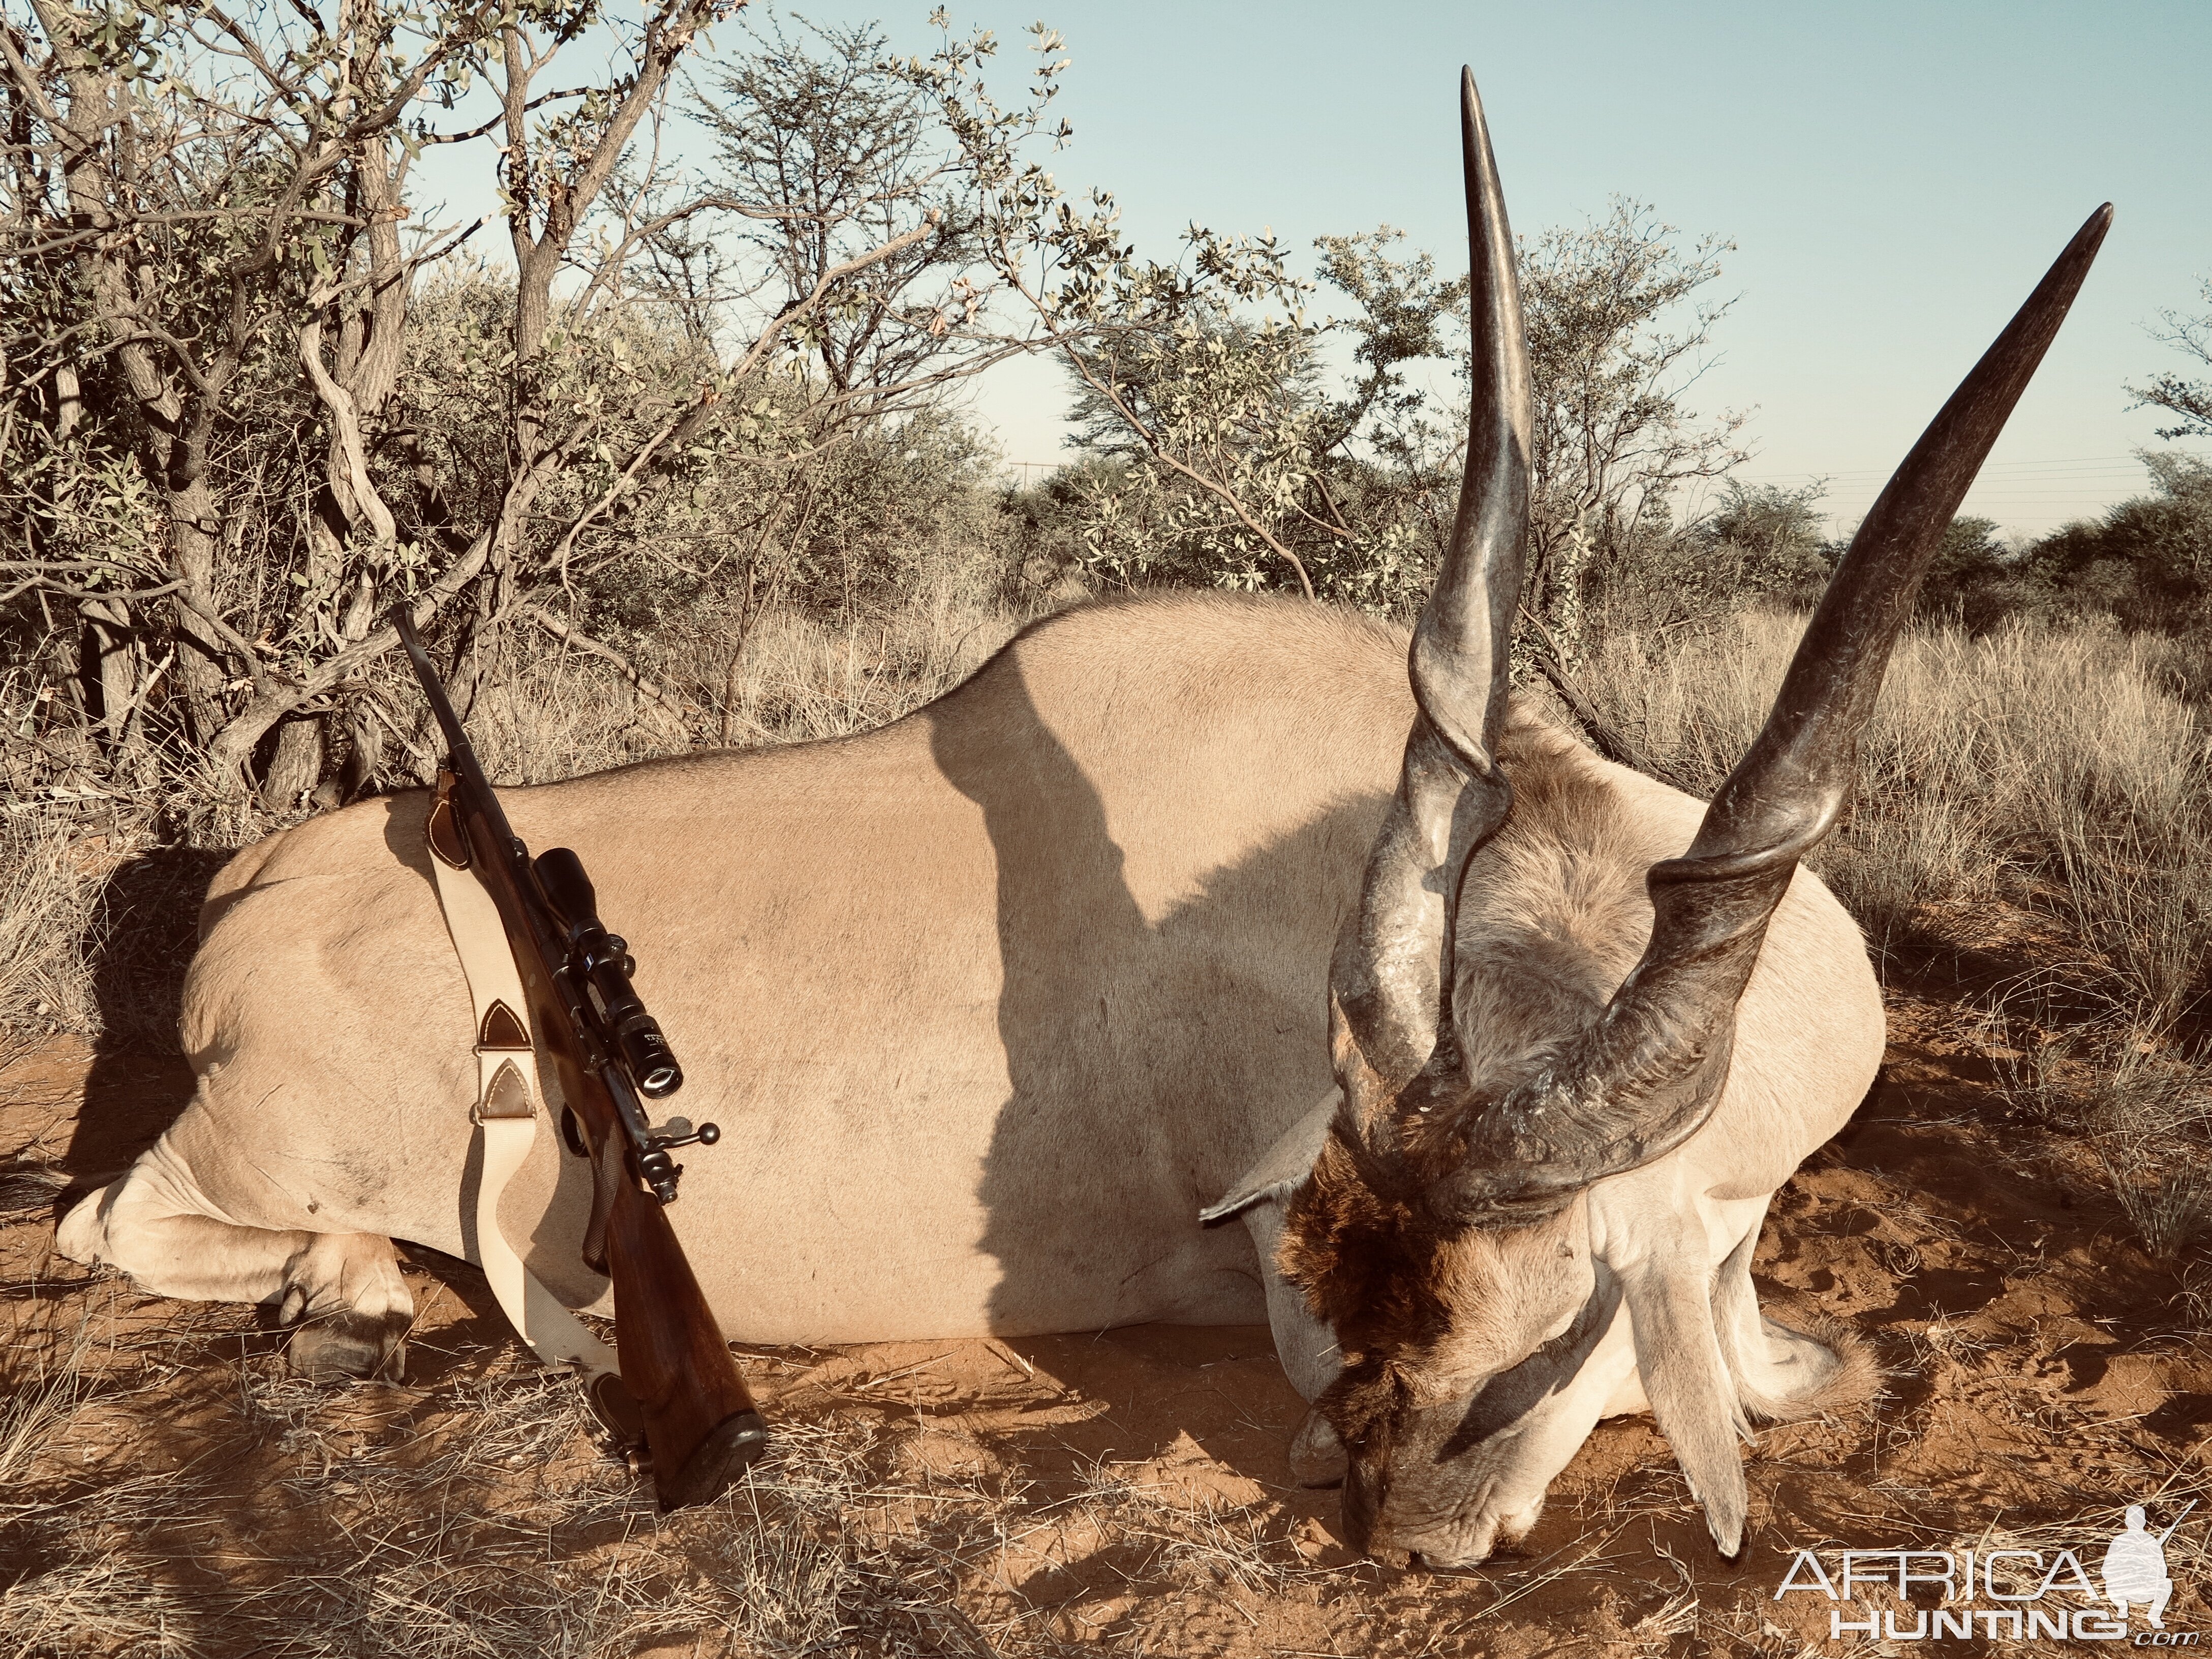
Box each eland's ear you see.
[1200,1091,1341,1225]
[1618,1239,1751,1557]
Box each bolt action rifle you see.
[392,605,766,1507]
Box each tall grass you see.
[0,812,115,1032]
[464,591,1029,788]
[1577,610,2212,1024]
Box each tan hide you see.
[59,593,1877,1356]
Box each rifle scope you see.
[532,847,686,1099]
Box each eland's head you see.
[1276,67,2111,1570]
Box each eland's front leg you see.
[58,1131,414,1379]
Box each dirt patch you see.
[5,1005,2211,1656]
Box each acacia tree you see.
[2129,274,2212,440]
[598,12,1042,679]
[1,0,494,803]
[3,0,749,808]
[1050,204,1746,648]
[1050,230,1327,598]
[1306,227,1471,612]
[1,2,1090,814]
[1053,226,1472,608]
[1519,198,1746,663]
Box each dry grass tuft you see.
[0,811,110,1034]
[2098,1141,2212,1263]
[1980,1007,2212,1257]
[1577,611,2212,1008]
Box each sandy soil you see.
[4,981,2210,1657]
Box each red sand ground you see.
[4,981,2209,1656]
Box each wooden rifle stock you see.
[432,775,766,1508]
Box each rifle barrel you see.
[390,606,519,853]
[2157,1499,2197,1545]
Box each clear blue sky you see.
[815,0,2212,537]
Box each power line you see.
[1740,453,2189,482]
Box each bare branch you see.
[516,602,688,723]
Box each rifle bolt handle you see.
[653,1121,720,1149]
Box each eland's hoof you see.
[1289,1405,1347,1488]
[285,1309,410,1381]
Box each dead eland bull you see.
[59,71,2106,1568]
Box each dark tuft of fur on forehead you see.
[1278,1137,1455,1367]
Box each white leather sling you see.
[423,784,619,1382]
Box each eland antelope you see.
[58,70,2107,1568]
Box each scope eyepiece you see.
[622,1022,684,1098]
[533,845,686,1100]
